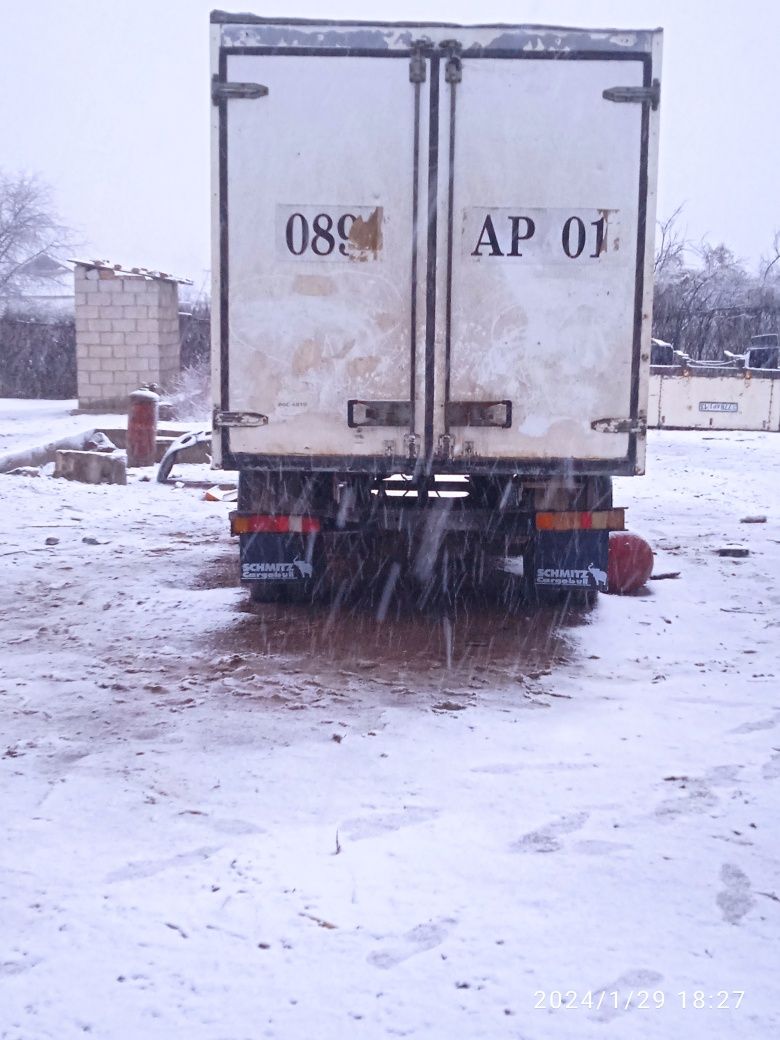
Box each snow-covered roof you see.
[71,258,193,285]
[1,254,75,303]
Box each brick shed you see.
[74,260,192,411]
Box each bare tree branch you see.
[654,204,688,278]
[0,170,75,297]
[760,229,780,284]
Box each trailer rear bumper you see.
[232,507,623,591]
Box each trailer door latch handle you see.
[347,400,412,428]
[591,416,647,435]
[213,410,268,428]
[211,77,269,103]
[446,400,512,428]
[603,80,660,110]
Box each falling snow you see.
[0,402,778,1039]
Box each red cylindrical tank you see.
[126,388,159,468]
[607,531,654,594]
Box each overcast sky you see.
[2,0,777,288]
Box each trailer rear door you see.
[435,52,655,472]
[214,51,426,465]
[213,20,661,475]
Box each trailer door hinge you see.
[211,77,269,103]
[603,80,660,110]
[440,39,463,83]
[437,433,454,460]
[591,416,647,435]
[213,409,268,429]
[409,41,427,83]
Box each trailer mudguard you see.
[239,532,317,583]
[534,530,609,592]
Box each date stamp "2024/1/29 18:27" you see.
[534,990,745,1011]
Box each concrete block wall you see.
[75,265,181,410]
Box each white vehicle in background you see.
[648,333,780,431]
[210,13,663,602]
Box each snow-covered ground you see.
[0,404,778,1040]
[0,399,124,457]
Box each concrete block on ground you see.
[54,450,127,485]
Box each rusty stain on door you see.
[348,207,383,260]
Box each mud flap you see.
[533,530,609,592]
[239,532,318,583]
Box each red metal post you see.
[127,388,159,468]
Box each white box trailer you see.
[210,13,663,601]
[648,368,780,431]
